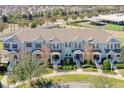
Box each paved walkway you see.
[114,66,122,77]
[5,70,124,88]
[94,60,103,73]
[75,59,81,69]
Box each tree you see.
[43,12,51,24]
[102,59,110,70]
[120,47,124,63]
[79,14,85,19]
[31,78,54,88]
[50,17,56,24]
[87,13,93,18]
[44,12,51,19]
[11,52,47,87]
[41,44,51,65]
[71,14,78,20]
[17,20,29,29]
[8,14,17,32]
[31,21,37,28]
[36,19,44,26]
[0,23,8,33]
[1,15,8,23]
[84,43,93,64]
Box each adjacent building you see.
[0,28,121,66]
[91,13,124,25]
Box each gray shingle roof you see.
[10,28,113,43]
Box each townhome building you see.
[0,28,121,66]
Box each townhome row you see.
[0,28,121,65]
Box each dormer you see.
[88,38,100,50]
[72,36,84,49]
[33,36,45,49]
[4,35,20,50]
[72,36,84,43]
[106,38,120,50]
[48,36,61,51]
[33,36,45,43]
[48,36,60,43]
[4,35,20,43]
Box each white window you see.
[36,43,41,48]
[107,44,109,49]
[65,42,71,48]
[75,43,81,49]
[79,43,81,48]
[117,44,120,49]
[111,44,113,49]
[75,43,77,48]
[12,44,18,49]
[26,43,32,47]
[52,43,60,50]
[4,43,10,49]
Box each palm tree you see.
[43,12,51,25]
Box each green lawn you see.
[106,24,124,31]
[102,70,115,75]
[48,74,124,88]
[73,22,99,28]
[119,69,124,77]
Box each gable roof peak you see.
[49,36,60,42]
[72,36,82,42]
[33,35,44,41]
[106,37,120,43]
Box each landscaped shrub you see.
[73,65,77,69]
[62,65,74,71]
[62,66,67,71]
[90,22,105,26]
[102,59,111,70]
[82,64,96,68]
[83,67,97,72]
[47,63,53,69]
[115,63,124,69]
[82,60,95,68]
[62,60,75,65]
[58,65,62,69]
[31,78,54,88]
[0,63,7,73]
[31,22,37,28]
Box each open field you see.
[105,24,124,31]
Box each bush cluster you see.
[31,78,54,88]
